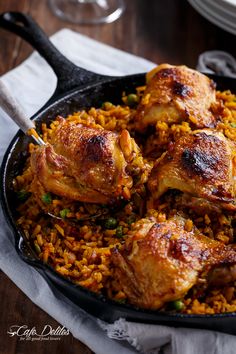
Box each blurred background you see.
[1,0,236,76]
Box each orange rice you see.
[13,87,236,313]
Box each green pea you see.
[127,94,139,107]
[230,122,236,128]
[170,300,184,311]
[41,193,52,204]
[102,102,113,110]
[17,190,31,202]
[60,208,70,218]
[104,217,118,229]
[116,225,123,238]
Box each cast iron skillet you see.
[1,11,236,335]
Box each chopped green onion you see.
[104,217,118,229]
[17,190,31,202]
[41,193,52,204]
[34,242,41,254]
[60,208,70,218]
[116,225,123,238]
[127,93,139,107]
[230,122,236,128]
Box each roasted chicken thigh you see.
[135,64,217,131]
[31,118,145,204]
[112,217,236,310]
[148,129,236,210]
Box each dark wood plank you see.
[0,271,93,354]
[2,0,236,75]
[1,0,236,74]
[0,0,31,75]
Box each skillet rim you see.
[1,72,236,325]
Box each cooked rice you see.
[14,87,236,314]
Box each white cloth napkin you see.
[1,29,236,354]
[197,50,236,78]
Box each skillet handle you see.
[0,12,107,96]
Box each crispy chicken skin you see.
[31,118,143,203]
[112,217,236,310]
[135,64,216,130]
[148,129,236,210]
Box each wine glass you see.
[48,0,125,25]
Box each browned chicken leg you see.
[112,217,236,310]
[31,118,146,204]
[135,64,217,131]
[148,129,236,210]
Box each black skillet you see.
[1,11,236,335]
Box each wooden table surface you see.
[0,0,235,353]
